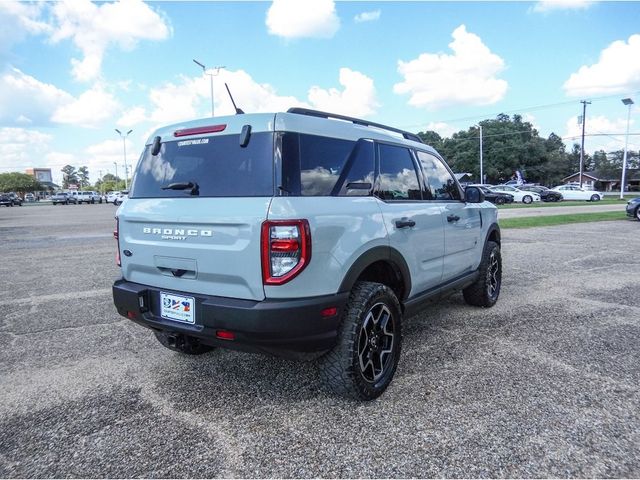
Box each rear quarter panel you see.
[265,197,388,299]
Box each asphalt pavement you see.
[1,204,639,478]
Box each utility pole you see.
[115,129,133,190]
[479,124,484,184]
[620,98,634,200]
[193,59,225,117]
[579,100,591,188]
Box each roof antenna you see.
[225,83,244,114]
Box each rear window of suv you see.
[130,133,274,198]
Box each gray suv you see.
[112,108,501,400]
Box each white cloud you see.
[0,127,53,172]
[52,84,120,127]
[146,67,378,127]
[424,122,457,138]
[49,0,171,82]
[84,138,137,182]
[308,68,378,116]
[266,0,340,39]
[563,114,633,153]
[0,67,73,126]
[117,106,147,128]
[354,10,381,23]
[0,1,51,58]
[394,25,508,110]
[532,0,594,13]
[563,34,640,97]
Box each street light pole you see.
[193,59,225,117]
[115,128,133,190]
[113,162,118,187]
[479,124,484,184]
[579,100,591,188]
[620,98,634,200]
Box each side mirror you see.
[465,186,485,203]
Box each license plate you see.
[160,292,195,324]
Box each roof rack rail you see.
[287,107,424,144]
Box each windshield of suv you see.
[130,133,274,198]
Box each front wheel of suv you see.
[319,281,402,401]
[463,240,502,308]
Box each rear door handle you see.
[447,215,460,223]
[395,218,416,229]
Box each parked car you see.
[112,107,502,400]
[550,185,604,201]
[626,197,640,221]
[7,192,22,206]
[106,191,122,204]
[51,192,77,205]
[0,192,13,207]
[76,191,102,204]
[24,193,35,202]
[489,185,541,204]
[519,185,563,202]
[113,191,129,206]
[468,185,514,205]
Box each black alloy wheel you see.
[357,302,396,384]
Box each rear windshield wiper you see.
[161,182,199,195]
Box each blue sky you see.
[1,0,639,185]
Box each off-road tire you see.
[463,240,502,308]
[319,281,402,401]
[154,331,215,355]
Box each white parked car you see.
[551,185,604,201]
[106,191,122,204]
[113,191,129,206]
[489,185,541,204]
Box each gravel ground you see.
[1,204,639,478]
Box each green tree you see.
[0,172,42,192]
[78,166,90,188]
[61,165,78,189]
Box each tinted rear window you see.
[280,133,374,196]
[130,133,274,198]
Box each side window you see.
[337,140,375,197]
[376,144,421,201]
[416,151,461,201]
[281,133,357,196]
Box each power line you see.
[399,89,640,130]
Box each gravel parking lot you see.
[1,204,639,478]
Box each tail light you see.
[261,220,311,285]
[114,217,121,266]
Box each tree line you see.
[418,113,639,186]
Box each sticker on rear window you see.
[177,138,210,147]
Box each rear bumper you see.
[112,279,348,358]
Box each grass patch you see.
[500,211,628,229]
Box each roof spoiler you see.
[287,107,424,144]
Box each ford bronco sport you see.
[112,108,501,400]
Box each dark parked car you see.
[469,185,514,205]
[519,185,563,202]
[626,197,640,221]
[0,193,13,207]
[7,193,22,206]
